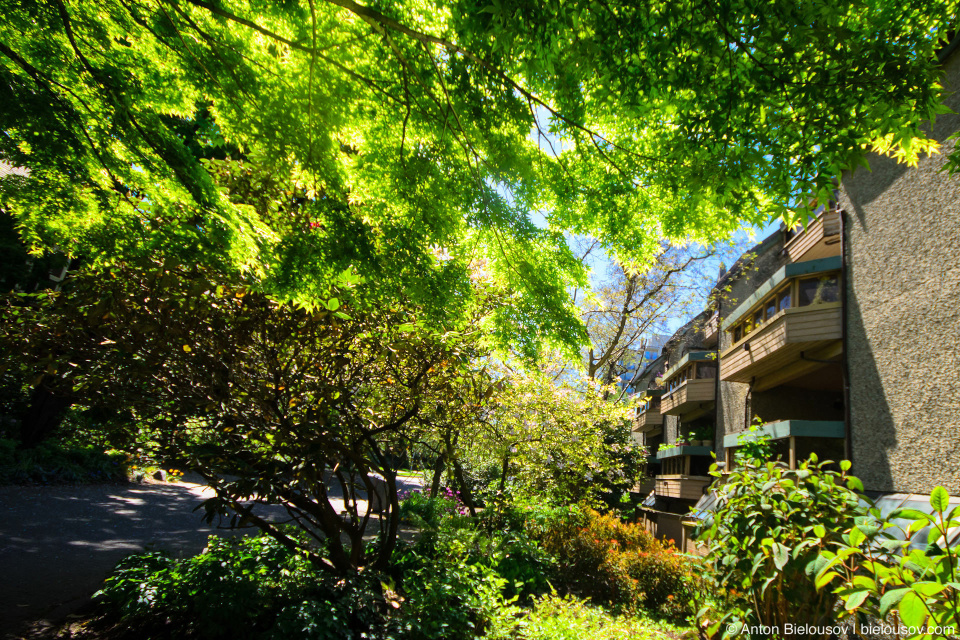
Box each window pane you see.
[733,326,742,342]
[697,364,716,379]
[753,310,763,328]
[799,274,840,306]
[765,298,776,319]
[778,290,792,312]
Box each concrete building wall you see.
[838,50,960,494]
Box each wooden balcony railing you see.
[660,379,715,416]
[785,209,841,263]
[720,304,841,390]
[655,475,712,500]
[634,408,664,432]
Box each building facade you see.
[632,45,960,552]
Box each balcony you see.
[633,477,656,495]
[785,209,841,264]
[654,446,713,499]
[655,475,712,500]
[655,445,714,460]
[635,408,663,432]
[720,305,842,389]
[660,352,716,417]
[661,380,716,416]
[634,391,663,433]
[720,257,842,391]
[702,312,719,347]
[722,420,845,469]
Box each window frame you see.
[724,270,841,348]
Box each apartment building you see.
[633,42,960,552]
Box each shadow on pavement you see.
[0,474,423,638]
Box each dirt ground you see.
[0,474,423,639]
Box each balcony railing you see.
[660,379,716,416]
[720,304,841,390]
[722,420,845,469]
[633,477,656,495]
[653,446,714,500]
[785,208,841,264]
[655,445,714,460]
[655,475,712,501]
[635,407,664,432]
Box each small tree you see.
[1,261,486,574]
[457,365,641,507]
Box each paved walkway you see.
[0,474,423,638]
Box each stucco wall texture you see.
[839,51,960,495]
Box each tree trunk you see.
[430,454,445,497]
[19,382,72,448]
[451,457,477,518]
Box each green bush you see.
[537,505,704,620]
[94,492,702,640]
[485,593,688,640]
[696,455,867,639]
[395,500,537,639]
[96,533,395,640]
[0,437,128,484]
[396,535,518,640]
[816,485,959,640]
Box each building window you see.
[778,289,792,312]
[798,273,840,306]
[765,297,776,319]
[696,363,716,379]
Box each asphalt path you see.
[0,474,423,639]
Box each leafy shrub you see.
[537,505,703,620]
[400,489,467,529]
[96,533,395,640]
[485,593,688,640]
[817,485,960,640]
[733,419,774,465]
[397,536,518,640]
[0,437,128,484]
[696,455,867,638]
[399,490,558,604]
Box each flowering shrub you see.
[399,488,470,528]
[537,506,704,620]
